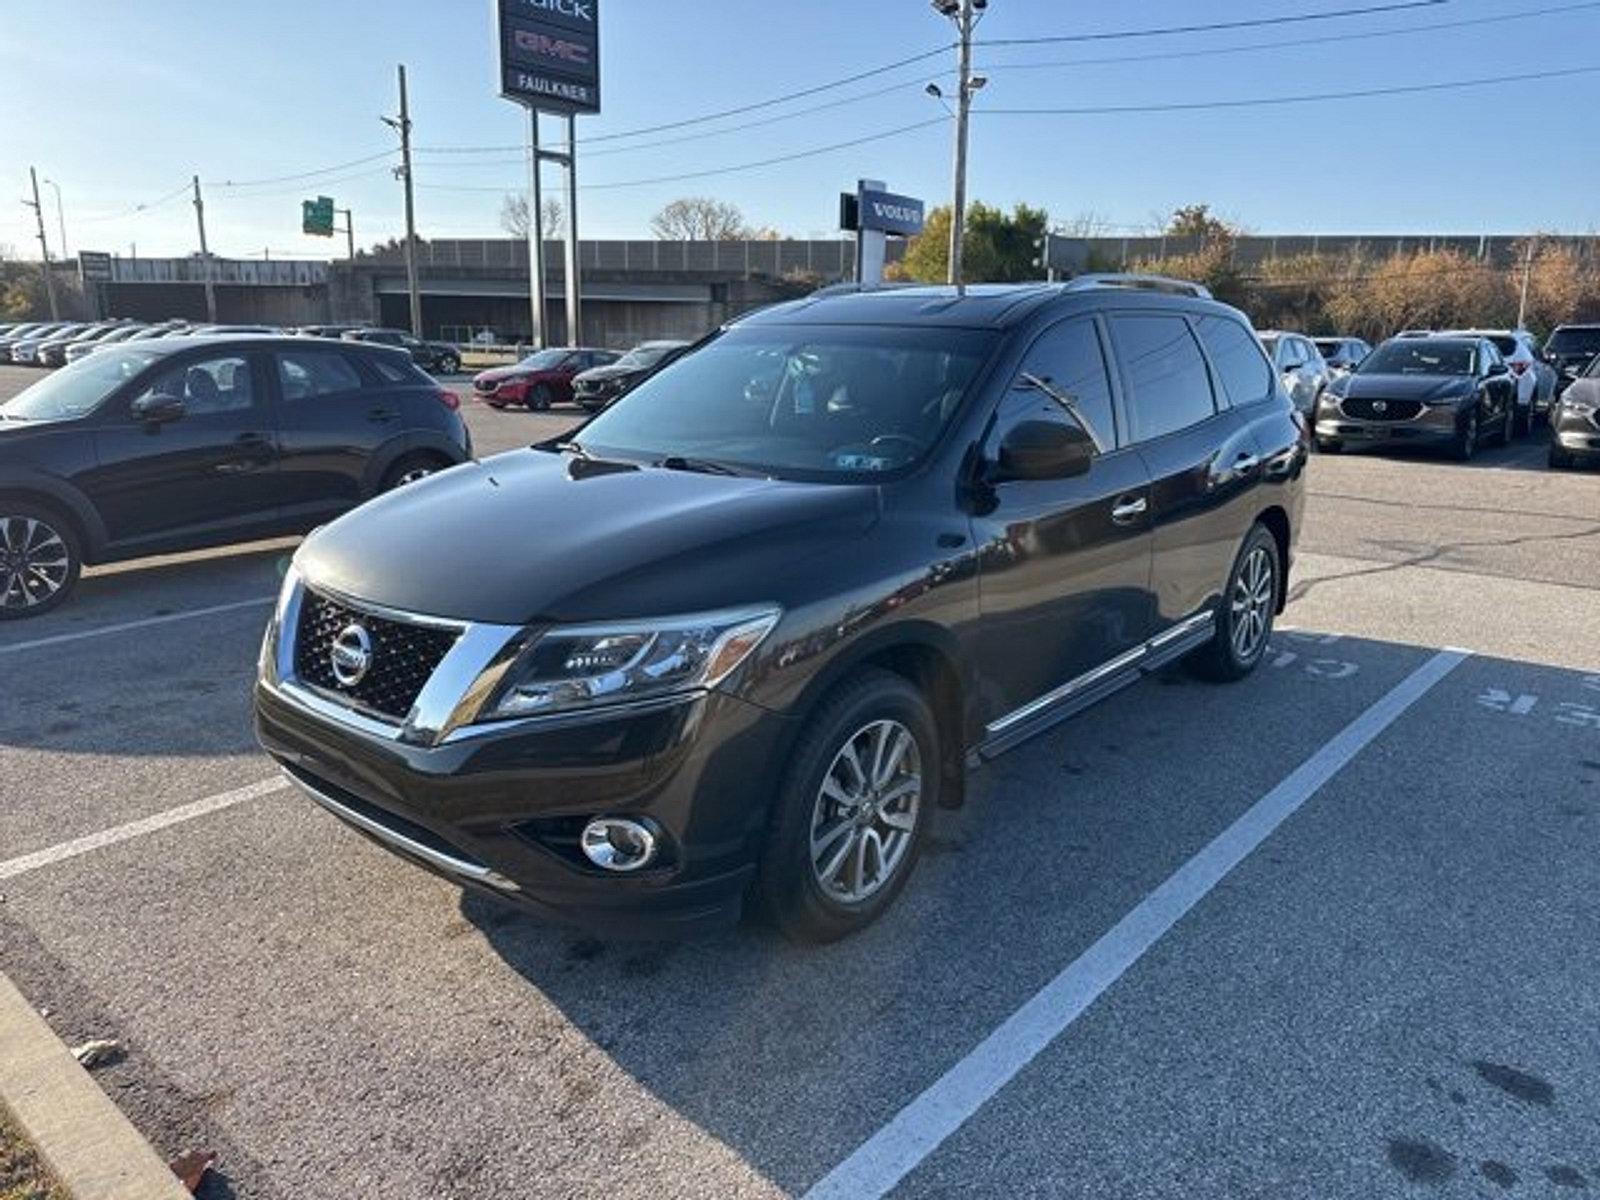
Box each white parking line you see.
[0,777,289,882]
[0,596,274,656]
[804,648,1470,1200]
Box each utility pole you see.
[936,0,982,290]
[43,178,67,260]
[383,65,422,336]
[564,113,580,346]
[527,110,547,349]
[24,168,59,318]
[192,175,217,323]
[1517,237,1535,330]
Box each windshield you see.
[1548,327,1600,356]
[1359,340,1476,376]
[574,323,999,480]
[616,344,679,369]
[517,349,571,370]
[0,347,160,420]
[1313,340,1342,358]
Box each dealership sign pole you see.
[495,0,600,349]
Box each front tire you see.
[528,383,553,412]
[756,670,939,943]
[1187,523,1279,682]
[381,453,448,491]
[0,501,82,619]
[1453,407,1479,461]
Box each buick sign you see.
[497,0,600,115]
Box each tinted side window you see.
[367,354,418,385]
[1006,317,1117,449]
[277,350,363,401]
[1109,314,1218,442]
[1196,315,1274,407]
[135,355,256,416]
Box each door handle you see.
[1232,451,1261,472]
[1110,494,1147,524]
[367,407,399,422]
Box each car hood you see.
[474,365,538,385]
[1338,373,1476,402]
[294,449,880,625]
[574,363,642,384]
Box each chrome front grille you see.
[292,590,459,721]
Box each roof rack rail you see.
[1062,273,1213,300]
[807,281,918,297]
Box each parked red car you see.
[471,347,619,410]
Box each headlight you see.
[259,563,302,682]
[483,606,780,720]
[1563,394,1597,417]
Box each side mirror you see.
[993,419,1096,483]
[131,391,186,424]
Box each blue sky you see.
[3,0,1597,261]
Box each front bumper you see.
[1552,408,1600,458]
[1314,401,1463,447]
[255,677,793,937]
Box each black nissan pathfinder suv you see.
[255,276,1306,942]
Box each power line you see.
[976,0,1447,47]
[982,63,1600,116]
[214,149,397,189]
[977,0,1600,73]
[416,116,950,195]
[73,181,193,224]
[207,166,397,201]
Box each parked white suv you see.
[1259,331,1331,417]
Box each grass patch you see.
[0,1110,67,1200]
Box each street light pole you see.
[948,0,973,288]
[384,64,423,336]
[1517,238,1535,330]
[192,175,217,323]
[337,207,355,260]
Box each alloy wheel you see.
[1229,545,1275,662]
[808,718,922,904]
[393,465,434,487]
[0,515,71,612]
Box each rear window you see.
[367,354,426,385]
[277,350,363,400]
[1109,313,1219,442]
[1547,327,1600,356]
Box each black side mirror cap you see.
[992,419,1097,483]
[131,392,186,424]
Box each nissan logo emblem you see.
[330,623,373,687]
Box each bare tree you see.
[649,197,749,240]
[500,193,565,239]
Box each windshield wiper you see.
[655,455,741,477]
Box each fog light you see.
[580,817,659,872]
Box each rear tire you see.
[529,383,553,412]
[0,500,82,620]
[381,453,448,491]
[439,354,460,375]
[1187,523,1279,683]
[756,669,939,943]
[1499,403,1515,446]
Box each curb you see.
[0,971,189,1200]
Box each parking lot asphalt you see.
[2,363,1598,1198]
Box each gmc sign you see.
[496,0,600,114]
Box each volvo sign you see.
[496,0,600,114]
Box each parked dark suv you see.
[342,328,462,375]
[0,336,469,617]
[254,277,1305,941]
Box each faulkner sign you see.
[497,0,600,114]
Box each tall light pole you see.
[383,64,422,336]
[933,0,986,289]
[24,167,60,319]
[42,178,67,260]
[192,175,217,323]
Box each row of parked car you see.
[1256,321,1600,469]
[0,318,475,376]
[470,340,690,412]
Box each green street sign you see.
[302,195,335,237]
